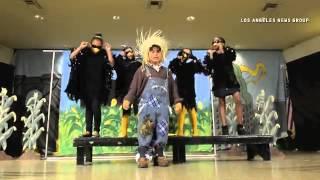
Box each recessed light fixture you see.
[34,14,45,21]
[186,16,195,22]
[113,16,120,20]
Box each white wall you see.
[283,35,320,63]
[0,44,14,64]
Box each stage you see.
[0,151,319,180]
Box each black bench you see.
[73,135,273,165]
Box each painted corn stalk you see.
[0,88,17,150]
[254,90,280,140]
[220,89,280,140]
[22,92,46,151]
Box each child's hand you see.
[79,41,89,50]
[104,42,112,51]
[122,100,131,110]
[174,103,182,114]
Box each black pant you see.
[85,98,101,133]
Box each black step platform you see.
[73,135,273,165]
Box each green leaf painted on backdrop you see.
[58,104,213,155]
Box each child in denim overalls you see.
[123,30,182,168]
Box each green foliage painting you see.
[58,99,213,155]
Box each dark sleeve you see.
[114,55,127,92]
[103,61,113,94]
[70,47,88,62]
[124,67,143,104]
[134,61,142,70]
[193,58,205,74]
[203,55,214,75]
[114,55,124,73]
[226,47,236,62]
[168,70,183,105]
[168,58,179,74]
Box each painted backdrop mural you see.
[58,50,285,155]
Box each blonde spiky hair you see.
[136,29,168,66]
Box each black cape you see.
[204,47,240,93]
[65,47,113,106]
[168,56,204,109]
[114,55,142,103]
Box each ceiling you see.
[0,0,319,50]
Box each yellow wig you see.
[136,29,169,67]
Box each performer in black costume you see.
[114,46,141,137]
[169,48,204,136]
[204,37,245,135]
[65,33,114,137]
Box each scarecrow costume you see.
[123,30,182,168]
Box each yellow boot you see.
[177,106,187,136]
[119,115,129,137]
[189,108,199,136]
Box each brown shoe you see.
[137,157,149,168]
[157,156,169,167]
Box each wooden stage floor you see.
[0,151,320,180]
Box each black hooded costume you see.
[168,51,204,109]
[114,55,141,102]
[65,46,113,134]
[203,47,240,97]
[114,53,141,115]
[65,47,113,105]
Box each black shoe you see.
[222,125,229,135]
[237,124,246,135]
